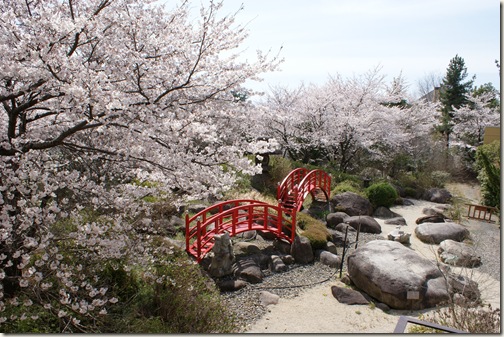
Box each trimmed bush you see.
[296,213,330,250]
[331,179,364,196]
[365,182,398,208]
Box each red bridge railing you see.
[185,200,295,262]
[185,169,331,262]
[277,167,309,203]
[292,169,331,212]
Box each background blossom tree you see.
[258,67,438,175]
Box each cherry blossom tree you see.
[0,0,280,331]
[452,88,501,148]
[259,68,438,174]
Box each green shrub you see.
[365,182,398,208]
[102,250,239,334]
[296,213,330,250]
[331,179,363,196]
[475,141,500,208]
[430,170,451,188]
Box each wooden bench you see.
[466,203,498,222]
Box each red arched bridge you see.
[185,169,331,262]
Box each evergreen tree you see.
[437,55,474,147]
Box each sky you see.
[209,0,501,99]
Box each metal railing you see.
[393,316,468,333]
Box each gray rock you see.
[384,217,407,226]
[327,228,347,246]
[373,206,401,219]
[324,241,338,254]
[422,188,452,204]
[422,207,445,216]
[416,215,445,224]
[273,239,291,255]
[290,235,314,264]
[375,302,391,312]
[340,274,353,286]
[233,258,263,284]
[252,253,271,270]
[438,239,482,268]
[335,223,357,233]
[318,251,341,268]
[326,212,350,229]
[345,215,382,234]
[415,222,470,244]
[331,286,369,305]
[347,240,450,310]
[209,233,234,277]
[233,241,262,255]
[269,255,288,273]
[259,291,280,306]
[401,199,415,206]
[330,192,373,216]
[218,279,248,292]
[237,230,257,240]
[280,255,295,265]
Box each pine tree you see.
[437,55,474,147]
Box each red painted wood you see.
[185,169,331,262]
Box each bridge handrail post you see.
[277,205,283,235]
[185,212,190,252]
[291,210,296,241]
[232,207,238,236]
[248,205,253,230]
[196,220,202,261]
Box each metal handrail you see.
[393,316,468,333]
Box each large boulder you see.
[290,235,314,264]
[438,240,482,268]
[422,188,452,204]
[345,215,382,234]
[326,212,350,229]
[347,240,450,309]
[415,222,470,244]
[330,192,373,216]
